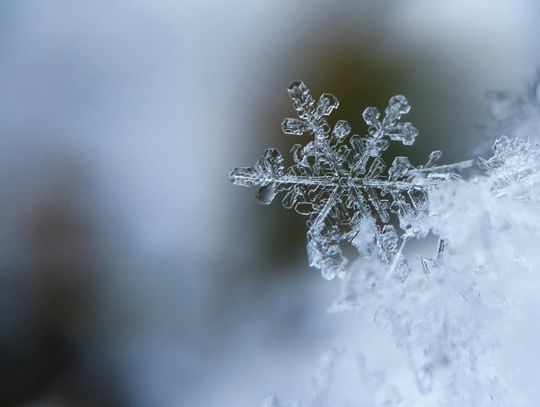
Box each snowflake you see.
[230,81,473,279]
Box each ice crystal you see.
[230,81,473,279]
[479,136,540,198]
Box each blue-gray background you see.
[0,1,538,405]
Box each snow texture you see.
[231,78,540,406]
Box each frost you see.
[328,134,540,405]
[230,81,473,279]
[259,131,540,406]
[478,136,540,198]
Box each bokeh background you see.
[0,1,539,405]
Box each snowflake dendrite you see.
[230,81,473,279]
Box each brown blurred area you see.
[0,162,126,406]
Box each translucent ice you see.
[230,81,472,279]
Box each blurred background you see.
[0,0,539,405]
